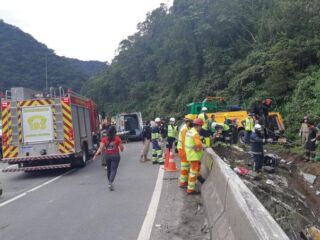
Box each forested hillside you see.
[83,0,320,138]
[0,20,106,92]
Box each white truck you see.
[1,87,100,172]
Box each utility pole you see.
[45,54,48,91]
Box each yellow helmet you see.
[184,114,194,120]
[224,113,230,118]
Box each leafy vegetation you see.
[0,20,106,92]
[83,0,320,139]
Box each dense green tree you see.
[0,20,106,92]
[83,0,320,138]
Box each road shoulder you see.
[150,166,210,240]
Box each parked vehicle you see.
[114,112,143,140]
[0,120,2,159]
[1,87,100,172]
[187,96,286,143]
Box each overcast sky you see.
[0,0,173,62]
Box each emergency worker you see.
[167,118,178,150]
[222,114,232,145]
[185,118,205,194]
[177,114,193,188]
[151,118,164,164]
[305,121,318,162]
[242,113,255,144]
[250,124,265,173]
[198,107,211,147]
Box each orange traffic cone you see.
[164,149,170,169]
[165,150,178,172]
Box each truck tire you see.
[238,130,246,144]
[74,144,88,168]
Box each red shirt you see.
[101,136,122,155]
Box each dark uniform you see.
[250,131,264,172]
[305,126,318,161]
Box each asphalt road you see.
[0,142,159,240]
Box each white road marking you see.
[137,166,165,240]
[0,169,74,208]
[0,164,18,171]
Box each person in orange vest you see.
[177,114,194,188]
[185,118,205,195]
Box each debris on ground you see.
[300,226,320,240]
[301,172,317,185]
[233,167,250,176]
[213,145,320,240]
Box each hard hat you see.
[202,107,208,112]
[193,118,204,126]
[155,117,161,122]
[150,121,157,127]
[169,117,175,122]
[254,124,262,131]
[224,113,230,118]
[303,116,308,120]
[184,114,194,120]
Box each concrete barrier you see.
[201,148,289,240]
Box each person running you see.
[93,126,124,191]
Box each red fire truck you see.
[1,87,100,172]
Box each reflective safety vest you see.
[185,128,203,161]
[245,117,254,131]
[151,127,160,141]
[177,124,187,150]
[168,124,177,138]
[223,123,230,131]
[198,113,208,130]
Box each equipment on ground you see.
[1,87,100,172]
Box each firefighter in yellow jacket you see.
[198,107,211,147]
[185,118,205,194]
[177,114,193,188]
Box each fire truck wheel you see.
[75,144,88,168]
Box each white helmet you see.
[169,117,175,123]
[155,117,161,123]
[150,121,157,127]
[202,107,208,112]
[254,124,262,131]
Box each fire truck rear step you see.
[2,163,71,172]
